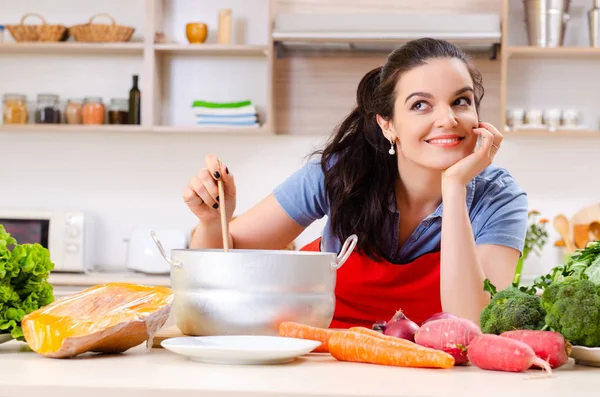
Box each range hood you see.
[272,13,501,57]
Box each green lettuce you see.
[0,225,54,340]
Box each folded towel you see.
[196,120,260,127]
[192,105,257,116]
[192,100,252,109]
[195,115,257,123]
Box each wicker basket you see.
[6,13,67,42]
[69,14,135,43]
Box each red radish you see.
[500,330,571,369]
[375,310,420,342]
[414,318,482,365]
[467,334,552,376]
[421,312,457,325]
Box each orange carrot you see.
[328,331,455,369]
[348,327,417,347]
[279,321,338,353]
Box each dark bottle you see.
[128,74,141,125]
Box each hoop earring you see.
[388,140,396,155]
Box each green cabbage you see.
[0,225,54,340]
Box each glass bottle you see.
[65,99,83,124]
[81,97,105,125]
[3,94,28,124]
[35,94,61,124]
[108,98,129,125]
[128,74,141,125]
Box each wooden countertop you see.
[0,340,596,397]
[48,271,170,287]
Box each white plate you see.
[0,334,13,344]
[161,335,321,365]
[571,346,600,367]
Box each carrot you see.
[278,321,337,353]
[328,331,455,369]
[467,334,552,376]
[348,326,418,347]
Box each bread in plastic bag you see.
[22,282,174,358]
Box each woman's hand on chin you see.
[441,121,503,189]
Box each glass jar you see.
[108,98,129,125]
[3,94,28,124]
[65,99,83,124]
[35,94,61,124]
[81,97,105,125]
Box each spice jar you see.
[108,98,129,125]
[65,99,83,124]
[3,94,28,124]
[81,97,105,125]
[35,94,61,124]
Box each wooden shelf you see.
[154,44,269,56]
[505,46,600,59]
[506,128,600,137]
[0,42,145,55]
[0,124,147,133]
[0,124,271,135]
[151,125,270,135]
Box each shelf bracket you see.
[274,41,284,59]
[490,43,500,60]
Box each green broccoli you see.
[480,283,546,334]
[541,278,600,347]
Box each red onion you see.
[377,310,420,342]
[421,312,457,326]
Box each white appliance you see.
[0,209,92,272]
[126,228,188,274]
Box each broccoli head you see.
[541,279,600,347]
[480,286,546,334]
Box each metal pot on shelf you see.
[523,0,571,47]
[151,230,358,336]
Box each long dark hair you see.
[315,38,485,261]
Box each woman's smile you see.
[425,134,466,148]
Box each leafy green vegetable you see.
[541,279,600,347]
[0,225,54,340]
[480,281,546,335]
[520,241,600,295]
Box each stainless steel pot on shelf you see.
[151,231,358,336]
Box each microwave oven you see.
[0,210,92,272]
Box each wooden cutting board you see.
[572,203,600,226]
[152,324,185,348]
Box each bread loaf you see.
[22,282,174,358]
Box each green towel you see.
[192,100,252,108]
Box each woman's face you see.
[386,58,479,170]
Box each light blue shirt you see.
[273,159,528,263]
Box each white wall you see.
[2,0,600,284]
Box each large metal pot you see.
[151,231,357,336]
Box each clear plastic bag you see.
[22,282,174,358]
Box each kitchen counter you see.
[0,341,597,397]
[49,271,170,287]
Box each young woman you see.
[183,38,528,328]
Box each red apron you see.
[301,238,442,328]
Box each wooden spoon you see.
[574,224,590,249]
[553,214,576,253]
[589,221,600,242]
[216,159,229,252]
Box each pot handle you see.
[333,234,358,270]
[150,230,183,268]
